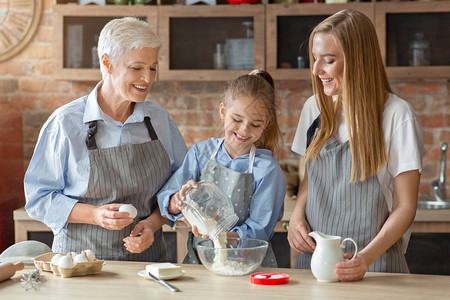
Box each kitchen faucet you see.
[432,142,448,201]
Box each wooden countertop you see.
[14,203,450,239]
[281,200,450,233]
[15,203,450,224]
[1,261,449,300]
[281,200,450,222]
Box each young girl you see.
[157,70,287,267]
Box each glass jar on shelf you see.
[213,43,227,70]
[409,31,430,67]
[91,34,100,69]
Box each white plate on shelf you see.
[138,269,186,281]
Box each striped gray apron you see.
[184,139,277,267]
[295,138,408,273]
[53,117,171,262]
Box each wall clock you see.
[0,0,42,62]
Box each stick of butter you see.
[146,263,182,277]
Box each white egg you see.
[51,253,63,265]
[119,204,137,219]
[82,249,96,262]
[58,255,73,269]
[66,251,78,260]
[73,253,89,264]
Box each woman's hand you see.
[92,203,133,230]
[335,252,370,282]
[287,217,315,254]
[168,180,198,214]
[123,219,155,253]
[333,170,420,281]
[123,206,168,253]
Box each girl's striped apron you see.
[53,117,171,261]
[295,138,408,273]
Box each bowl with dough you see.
[196,237,268,276]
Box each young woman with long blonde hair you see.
[289,9,423,281]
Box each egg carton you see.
[33,252,104,278]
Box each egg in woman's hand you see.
[58,255,73,269]
[119,204,137,219]
[73,253,89,264]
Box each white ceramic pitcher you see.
[309,231,358,282]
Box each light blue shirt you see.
[157,138,287,241]
[24,82,188,234]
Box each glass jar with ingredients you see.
[213,43,227,70]
[409,31,430,67]
[181,181,238,238]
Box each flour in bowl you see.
[210,232,254,276]
[182,199,254,275]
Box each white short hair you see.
[97,17,162,78]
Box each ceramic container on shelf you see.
[224,21,254,70]
[309,231,358,282]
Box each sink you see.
[418,196,450,209]
[417,201,450,209]
[418,143,449,210]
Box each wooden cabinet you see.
[265,3,374,80]
[158,5,265,81]
[53,5,157,81]
[375,1,450,79]
[53,2,449,81]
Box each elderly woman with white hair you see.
[24,17,187,261]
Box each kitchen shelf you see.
[375,1,450,79]
[53,5,157,81]
[265,3,375,80]
[158,5,265,81]
[53,2,449,81]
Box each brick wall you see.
[0,1,449,203]
[0,103,24,252]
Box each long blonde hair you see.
[306,9,391,182]
[222,70,282,156]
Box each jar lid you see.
[250,272,289,285]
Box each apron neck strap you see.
[248,145,256,174]
[144,116,159,140]
[85,121,98,150]
[210,138,223,159]
[85,117,158,151]
[211,138,256,174]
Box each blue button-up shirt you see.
[24,82,187,234]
